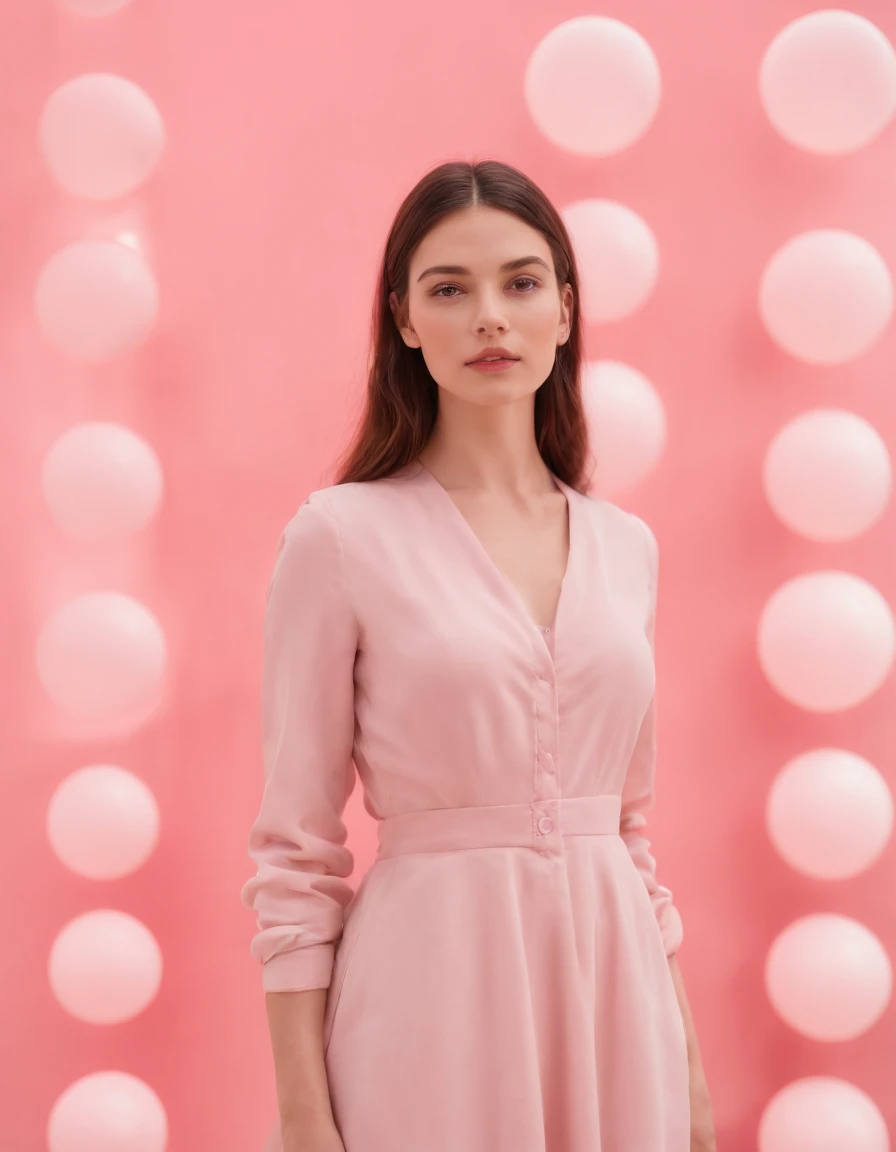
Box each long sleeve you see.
[240,492,360,993]
[619,515,684,957]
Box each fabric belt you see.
[375,794,622,860]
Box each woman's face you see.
[390,205,573,410]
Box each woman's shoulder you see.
[580,490,654,547]
[278,466,420,547]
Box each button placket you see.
[532,637,560,848]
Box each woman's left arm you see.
[668,952,717,1152]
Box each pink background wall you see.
[3,0,894,1148]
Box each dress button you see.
[537,815,554,836]
[542,752,554,774]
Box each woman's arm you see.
[669,953,717,1151]
[265,989,336,1130]
[668,952,702,1067]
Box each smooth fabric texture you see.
[241,459,689,1150]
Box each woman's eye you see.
[432,277,539,298]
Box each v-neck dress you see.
[241,459,689,1151]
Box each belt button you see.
[537,815,554,836]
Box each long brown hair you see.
[332,158,593,493]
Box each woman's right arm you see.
[266,989,340,1139]
[240,493,360,1145]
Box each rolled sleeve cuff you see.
[261,942,335,993]
[659,902,684,957]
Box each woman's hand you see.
[689,1064,717,1152]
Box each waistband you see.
[375,794,622,860]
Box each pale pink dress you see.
[241,459,689,1151]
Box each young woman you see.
[242,159,709,1152]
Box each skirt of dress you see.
[262,831,690,1152]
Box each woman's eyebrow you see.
[416,256,551,282]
